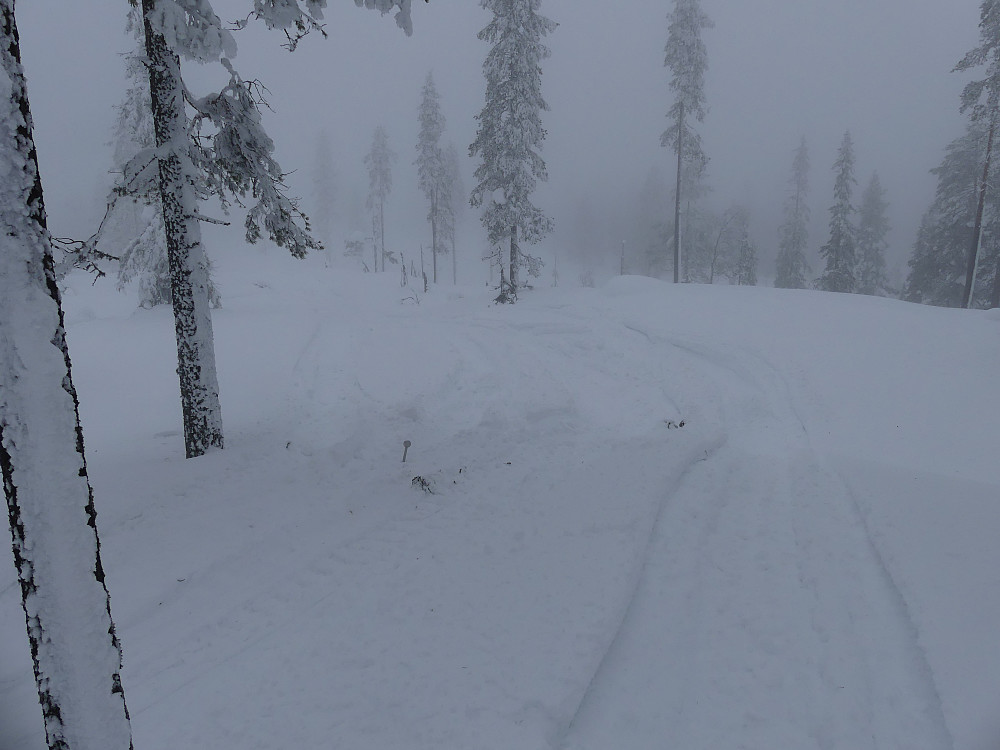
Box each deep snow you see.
[2,245,999,750]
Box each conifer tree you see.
[817,131,858,293]
[470,0,556,304]
[856,172,891,296]
[366,125,396,272]
[955,0,1000,307]
[415,72,446,283]
[131,0,413,458]
[1,6,133,749]
[905,120,999,307]
[105,14,220,309]
[775,138,810,289]
[734,227,759,286]
[661,0,712,284]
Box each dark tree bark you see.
[0,5,132,748]
[140,0,224,457]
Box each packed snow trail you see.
[560,327,952,750]
[5,265,997,750]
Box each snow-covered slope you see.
[2,249,998,750]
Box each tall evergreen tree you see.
[365,125,396,272]
[817,131,858,293]
[734,226,759,286]
[470,0,556,304]
[415,72,446,283]
[905,120,999,307]
[955,0,1000,307]
[132,0,412,458]
[856,172,891,296]
[775,138,811,289]
[661,0,712,284]
[1,6,133,749]
[105,13,220,309]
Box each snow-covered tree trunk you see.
[140,0,223,458]
[0,6,133,749]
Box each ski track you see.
[559,323,953,750]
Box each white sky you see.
[16,0,983,283]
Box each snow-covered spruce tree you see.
[817,131,858,293]
[311,130,337,251]
[855,172,890,296]
[415,72,446,283]
[470,0,556,304]
[132,0,412,458]
[365,125,396,273]
[0,6,133,750]
[661,0,712,284]
[106,16,220,309]
[905,120,1000,307]
[955,0,1000,307]
[775,137,810,289]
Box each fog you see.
[17,0,981,286]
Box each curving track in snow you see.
[559,323,953,750]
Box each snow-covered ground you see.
[2,246,999,750]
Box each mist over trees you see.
[775,139,811,290]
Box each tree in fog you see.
[1,6,133,749]
[661,0,712,283]
[366,125,397,272]
[105,18,220,309]
[817,131,858,293]
[442,142,465,284]
[470,0,557,304]
[855,172,890,296]
[127,0,413,458]
[955,0,1000,307]
[905,120,999,307]
[692,205,744,284]
[775,138,810,289]
[311,130,338,250]
[634,166,671,277]
[733,224,759,286]
[415,72,447,283]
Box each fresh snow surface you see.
[2,244,999,750]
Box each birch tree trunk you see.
[0,6,133,748]
[141,0,223,457]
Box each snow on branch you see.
[187,63,320,257]
[145,0,237,62]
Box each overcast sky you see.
[16,0,983,284]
